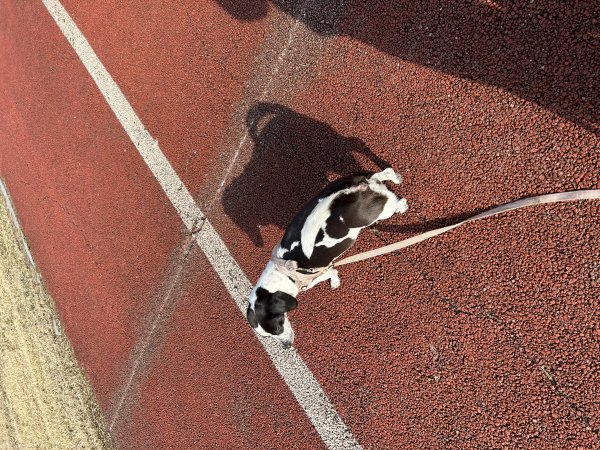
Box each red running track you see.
[1,0,599,448]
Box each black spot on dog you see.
[331,188,387,228]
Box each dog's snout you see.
[280,327,294,350]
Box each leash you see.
[271,190,599,290]
[334,189,600,267]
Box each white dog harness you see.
[271,246,333,291]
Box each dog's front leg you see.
[329,268,340,289]
[305,268,341,290]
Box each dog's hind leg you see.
[367,170,408,220]
[395,197,409,214]
[370,167,401,184]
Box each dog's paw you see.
[396,198,409,214]
[388,170,402,185]
[330,270,341,289]
[374,167,402,184]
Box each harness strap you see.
[271,246,332,291]
[335,189,600,267]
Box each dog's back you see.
[280,172,403,268]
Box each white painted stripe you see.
[0,178,38,273]
[42,0,203,232]
[41,1,361,448]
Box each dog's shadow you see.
[222,102,389,246]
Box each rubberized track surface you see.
[1,0,599,448]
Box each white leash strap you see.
[335,190,600,267]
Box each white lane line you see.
[42,1,204,232]
[0,178,38,273]
[41,1,361,449]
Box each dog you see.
[246,168,408,348]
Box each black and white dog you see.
[247,168,408,348]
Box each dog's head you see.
[247,287,297,348]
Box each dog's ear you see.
[268,291,298,315]
[247,304,259,328]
